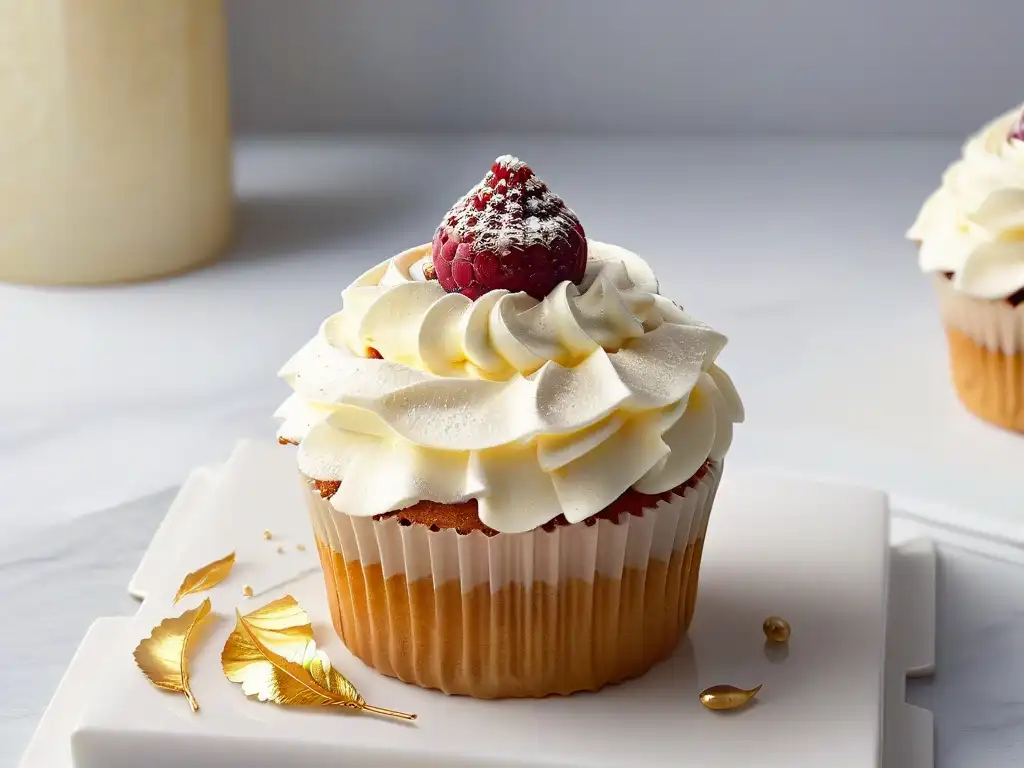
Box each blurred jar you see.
[0,0,233,285]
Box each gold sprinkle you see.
[276,545,285,554]
[422,262,437,280]
[262,530,273,540]
[296,544,306,552]
[699,684,762,711]
[242,585,254,598]
[763,616,791,643]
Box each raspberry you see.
[431,155,587,300]
[1010,110,1024,143]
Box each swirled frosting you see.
[276,240,744,533]
[908,105,1024,299]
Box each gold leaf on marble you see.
[173,551,236,604]
[221,595,416,721]
[133,598,213,712]
[233,595,317,660]
[699,683,762,711]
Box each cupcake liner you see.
[933,276,1024,432]
[304,462,722,699]
[933,274,1024,354]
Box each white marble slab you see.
[3,136,1022,547]
[18,547,936,768]
[19,442,927,767]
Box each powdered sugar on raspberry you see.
[444,155,579,256]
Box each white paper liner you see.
[306,462,720,592]
[934,274,1024,354]
[303,462,722,697]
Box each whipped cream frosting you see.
[277,240,744,533]
[908,105,1024,299]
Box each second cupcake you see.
[908,105,1024,431]
[277,156,744,698]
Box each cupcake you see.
[276,156,744,698]
[908,105,1024,431]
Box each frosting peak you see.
[908,105,1024,299]
[277,240,743,533]
[336,241,663,380]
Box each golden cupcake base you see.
[316,540,704,698]
[945,327,1024,432]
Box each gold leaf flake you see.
[699,684,762,711]
[234,596,318,659]
[133,598,213,712]
[221,595,415,721]
[173,552,236,604]
[242,585,254,597]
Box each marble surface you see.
[5,136,1024,765]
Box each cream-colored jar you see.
[0,0,233,285]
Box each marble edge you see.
[883,540,937,768]
[127,464,223,600]
[17,618,132,768]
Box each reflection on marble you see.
[1,484,1023,767]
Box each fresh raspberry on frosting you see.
[431,155,587,300]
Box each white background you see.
[227,0,1024,136]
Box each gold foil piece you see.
[699,684,762,711]
[221,595,415,721]
[296,543,307,552]
[173,552,236,604]
[263,530,273,540]
[242,585,254,597]
[233,596,317,659]
[277,545,285,554]
[133,598,213,712]
[763,616,791,643]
